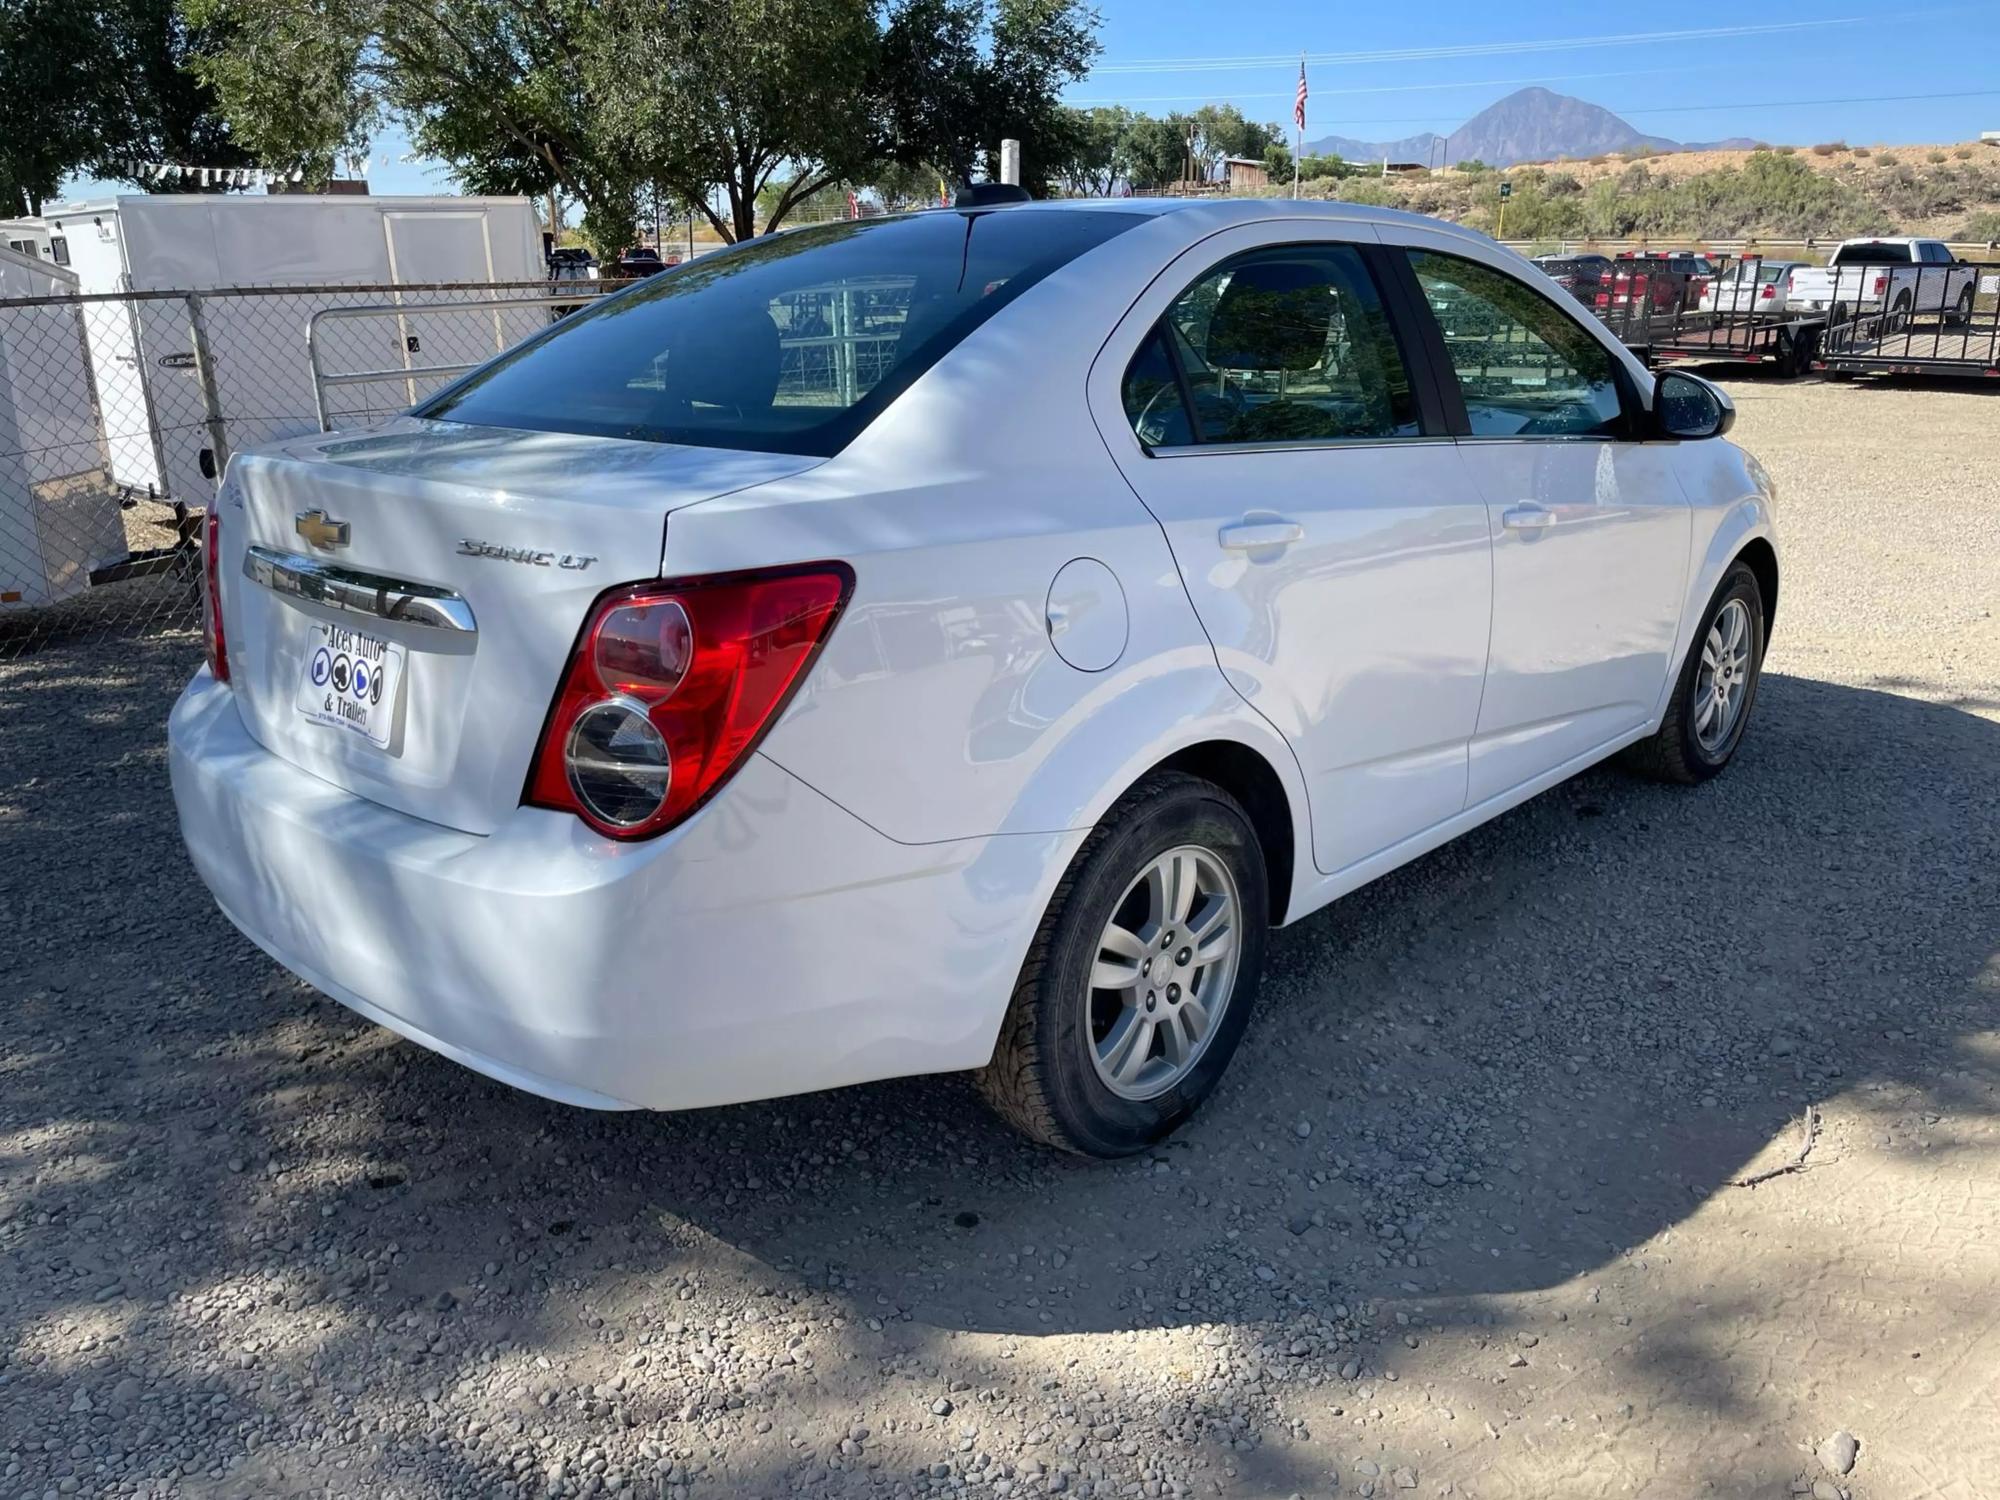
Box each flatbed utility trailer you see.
[1585,254,1824,378]
[1817,257,2000,380]
[1622,312,1824,377]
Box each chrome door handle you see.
[1501,504,1556,531]
[1218,520,1304,551]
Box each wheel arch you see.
[1145,740,1298,926]
[1734,536,1780,631]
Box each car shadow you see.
[2,657,1996,1496]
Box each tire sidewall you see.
[1036,786,1269,1156]
[1675,566,1766,777]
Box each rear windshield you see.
[1831,243,1913,265]
[420,210,1142,456]
[1727,262,1792,283]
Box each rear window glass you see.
[420,210,1142,456]
[1831,243,1913,265]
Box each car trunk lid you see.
[218,418,821,835]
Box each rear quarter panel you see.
[661,214,1316,866]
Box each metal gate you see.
[1818,258,2000,378]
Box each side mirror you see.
[1653,370,1735,440]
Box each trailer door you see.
[383,212,505,406]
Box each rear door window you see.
[421,210,1142,457]
[1125,242,1420,448]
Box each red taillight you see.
[202,508,229,682]
[1872,275,1888,296]
[1760,283,1777,299]
[527,565,852,840]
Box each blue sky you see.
[1075,0,2000,148]
[62,0,2000,201]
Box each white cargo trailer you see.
[0,246,132,608]
[35,194,543,504]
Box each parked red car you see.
[1595,252,1719,315]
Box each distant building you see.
[1382,161,1430,176]
[1222,157,1271,191]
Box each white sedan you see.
[1699,258,1809,315]
[171,198,1780,1157]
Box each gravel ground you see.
[2,375,1997,1500]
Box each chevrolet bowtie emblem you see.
[295,509,350,550]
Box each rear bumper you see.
[169,671,1075,1111]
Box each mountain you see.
[1308,87,1694,168]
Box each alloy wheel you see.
[1087,846,1242,1101]
[1695,598,1753,754]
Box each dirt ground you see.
[1,372,1997,1500]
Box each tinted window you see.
[1408,251,1626,439]
[1122,327,1194,447]
[1137,243,1418,447]
[422,210,1141,457]
[1832,243,1912,265]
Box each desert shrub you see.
[1574,151,1890,239]
[1775,145,1796,156]
[1956,210,2000,242]
[1810,142,1846,156]
[1624,145,1656,160]
[1874,164,1974,218]
[1953,147,1973,160]
[1852,147,1872,158]
[1545,172,1583,197]
[1876,153,1900,167]
[1333,179,1399,208]
[1928,151,1948,164]
[1586,154,1610,166]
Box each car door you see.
[1088,224,1493,878]
[1387,235,1691,806]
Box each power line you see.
[1087,18,1874,75]
[1292,87,2000,134]
[1067,66,1689,108]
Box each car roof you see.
[970,195,1502,248]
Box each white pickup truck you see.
[1789,238,1979,329]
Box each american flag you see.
[1294,59,1308,132]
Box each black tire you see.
[1889,291,1913,333]
[976,772,1270,1157]
[1623,562,1767,785]
[1949,286,1974,328]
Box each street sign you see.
[1498,181,1513,200]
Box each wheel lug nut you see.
[1168,984,1181,1002]
[1176,948,1192,965]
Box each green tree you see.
[1186,103,1283,178]
[1054,105,1134,197]
[589,0,880,242]
[1124,113,1193,190]
[186,0,1099,243]
[1,0,252,215]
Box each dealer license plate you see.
[295,623,405,749]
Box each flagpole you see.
[1295,52,1304,199]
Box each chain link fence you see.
[0,278,634,662]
